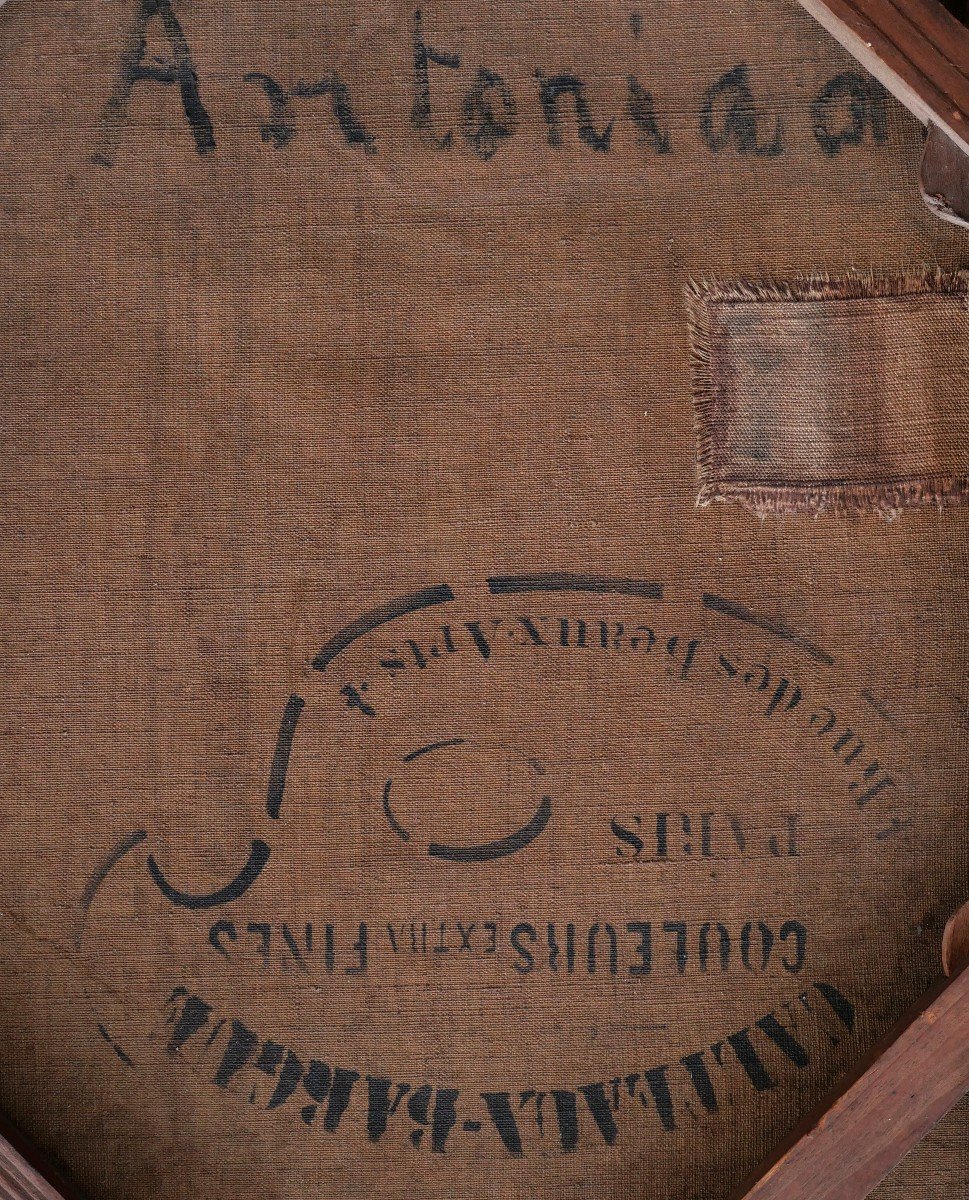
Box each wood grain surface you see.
[732,905,969,1200]
[0,1118,77,1200]
[798,0,969,155]
[920,122,969,225]
[942,897,969,975]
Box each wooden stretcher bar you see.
[733,900,969,1199]
[798,0,969,156]
[731,965,969,1199]
[0,1114,79,1200]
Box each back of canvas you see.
[0,2,966,1198]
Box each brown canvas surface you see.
[0,2,967,1198]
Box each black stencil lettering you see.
[831,728,866,766]
[640,1065,675,1131]
[680,1051,718,1113]
[850,763,895,807]
[756,1013,809,1068]
[728,816,747,852]
[766,678,802,717]
[726,1029,776,1091]
[611,815,644,858]
[430,1089,460,1152]
[300,1061,333,1126]
[340,682,376,718]
[346,922,368,974]
[266,1051,305,1110]
[247,922,271,967]
[404,1084,456,1151]
[779,920,808,972]
[627,922,652,976]
[815,981,856,1031]
[547,922,561,970]
[481,1092,523,1155]
[656,812,669,858]
[465,620,494,660]
[249,1041,286,1105]
[740,920,774,972]
[208,919,237,958]
[318,1065,359,1132]
[551,1090,580,1151]
[280,922,311,971]
[511,922,537,973]
[213,1020,259,1088]
[665,635,699,679]
[366,1077,411,1141]
[164,989,212,1055]
[698,923,731,973]
[810,706,838,736]
[406,1083,433,1148]
[663,920,688,973]
[517,616,548,646]
[587,923,619,974]
[578,1081,620,1145]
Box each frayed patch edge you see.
[686,268,969,518]
[685,266,969,308]
[697,476,969,519]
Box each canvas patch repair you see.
[687,270,969,515]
